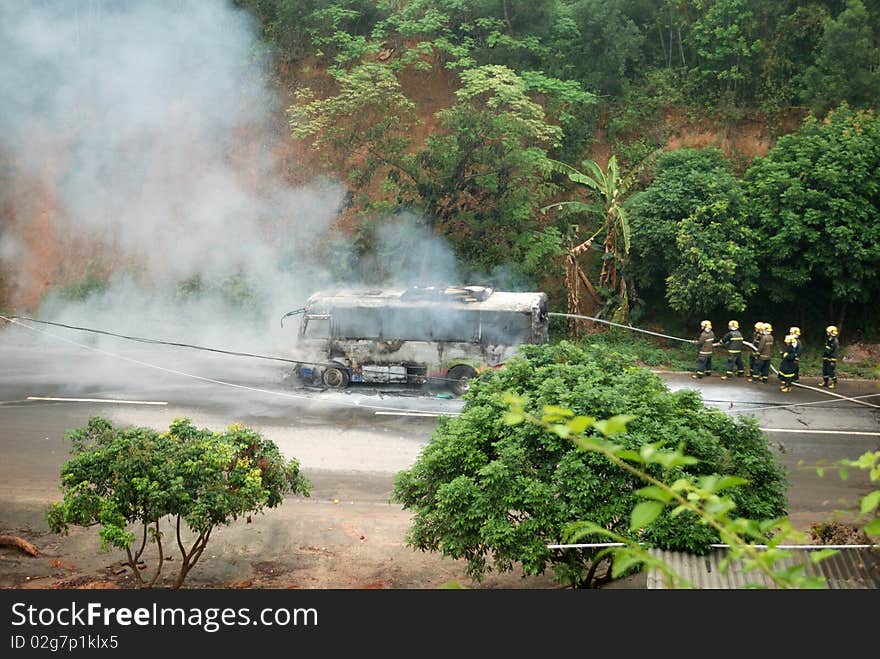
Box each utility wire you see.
[4,313,877,407]
[0,315,476,386]
[724,391,880,413]
[1,316,463,416]
[3,315,320,366]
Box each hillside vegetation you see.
[1,1,878,345]
[238,0,880,339]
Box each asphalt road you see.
[1,330,878,523]
[661,371,880,529]
[0,327,877,586]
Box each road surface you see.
[0,328,877,588]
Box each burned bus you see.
[282,285,549,394]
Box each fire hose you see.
[549,312,880,410]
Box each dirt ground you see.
[0,470,569,591]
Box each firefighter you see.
[818,325,839,389]
[778,334,798,393]
[691,320,715,379]
[748,321,764,378]
[717,319,745,379]
[751,323,774,383]
[788,326,802,382]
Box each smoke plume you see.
[0,0,488,405]
[0,0,349,351]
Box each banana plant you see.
[542,150,661,323]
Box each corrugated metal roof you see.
[646,547,880,589]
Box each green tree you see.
[289,62,418,189]
[392,341,788,588]
[743,103,880,329]
[47,417,311,589]
[665,198,759,316]
[687,0,763,105]
[512,397,831,589]
[414,64,563,273]
[801,0,880,117]
[234,0,385,63]
[543,0,646,97]
[627,147,743,303]
[753,2,829,118]
[290,62,579,279]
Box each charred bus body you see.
[283,286,549,394]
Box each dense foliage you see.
[627,148,746,305]
[744,104,880,329]
[47,417,311,588]
[238,0,880,334]
[289,61,581,284]
[240,0,880,117]
[392,341,788,588]
[622,108,879,327]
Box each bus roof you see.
[305,286,547,313]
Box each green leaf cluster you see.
[392,341,788,588]
[47,417,310,588]
[627,147,742,298]
[289,61,579,281]
[745,104,880,310]
[622,107,880,329]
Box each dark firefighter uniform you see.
[719,325,745,379]
[819,326,839,389]
[789,327,802,382]
[748,322,763,378]
[692,322,715,379]
[751,327,774,383]
[778,336,798,393]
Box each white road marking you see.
[374,411,457,417]
[26,396,168,406]
[760,427,880,437]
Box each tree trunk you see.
[147,520,164,588]
[125,546,145,588]
[677,27,686,66]
[565,256,580,338]
[0,535,39,556]
[502,0,514,36]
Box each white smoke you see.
[0,0,498,405]
[0,0,346,352]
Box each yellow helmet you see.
[754,321,764,331]
[789,326,801,337]
[784,334,795,344]
[728,320,739,330]
[700,320,712,330]
[826,325,838,336]
[764,323,773,333]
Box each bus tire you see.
[322,366,350,389]
[447,365,477,396]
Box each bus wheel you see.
[322,366,350,389]
[447,365,477,396]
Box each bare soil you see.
[0,473,564,591]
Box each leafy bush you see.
[47,417,311,588]
[744,103,880,325]
[393,341,788,588]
